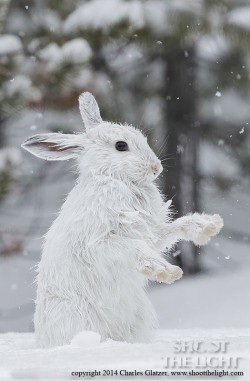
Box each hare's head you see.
[22,93,162,185]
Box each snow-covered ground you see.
[150,261,250,330]
[1,329,249,380]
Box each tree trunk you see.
[163,46,201,274]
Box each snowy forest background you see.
[0,0,249,333]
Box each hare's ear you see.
[79,92,102,130]
[21,133,84,161]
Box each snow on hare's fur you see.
[22,93,223,348]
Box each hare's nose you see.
[151,161,163,175]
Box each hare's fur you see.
[22,93,223,347]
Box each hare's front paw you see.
[138,260,183,284]
[191,214,224,246]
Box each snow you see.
[144,1,169,34]
[150,262,250,329]
[64,0,144,33]
[2,75,30,97]
[0,74,41,105]
[63,0,205,35]
[0,329,249,380]
[39,39,92,71]
[228,7,250,30]
[197,35,230,61]
[39,43,61,71]
[31,8,61,34]
[61,38,92,64]
[0,34,22,56]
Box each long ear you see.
[79,92,102,130]
[21,133,84,161]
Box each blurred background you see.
[0,0,249,333]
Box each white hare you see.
[22,93,223,348]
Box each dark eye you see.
[115,141,128,151]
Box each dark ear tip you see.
[21,136,35,148]
[21,138,31,149]
[21,135,45,151]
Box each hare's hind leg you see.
[34,297,83,347]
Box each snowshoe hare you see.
[22,93,223,347]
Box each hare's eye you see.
[115,141,128,151]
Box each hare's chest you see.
[135,192,151,213]
[133,185,163,221]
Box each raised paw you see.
[192,213,224,246]
[138,260,183,284]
